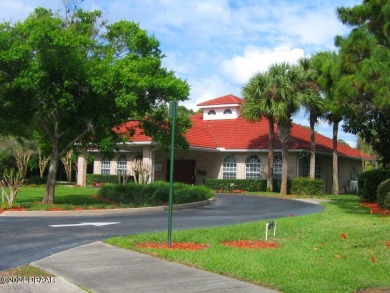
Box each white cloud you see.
[220,45,305,84]
[183,75,238,111]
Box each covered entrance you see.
[167,159,196,184]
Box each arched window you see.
[223,109,232,114]
[300,157,321,178]
[273,154,282,180]
[246,155,261,179]
[117,155,127,176]
[207,110,216,115]
[223,154,236,179]
[101,157,111,175]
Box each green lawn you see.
[5,185,119,210]
[106,195,390,293]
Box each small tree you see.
[61,149,75,183]
[130,159,152,184]
[14,146,35,179]
[0,169,24,206]
[38,148,50,178]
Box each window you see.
[207,110,216,115]
[246,155,261,179]
[223,154,236,179]
[223,109,232,114]
[117,155,127,176]
[300,157,321,178]
[273,155,282,180]
[101,157,110,175]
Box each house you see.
[76,94,372,193]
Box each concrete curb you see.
[0,198,215,217]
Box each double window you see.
[246,155,261,179]
[300,157,321,178]
[273,155,282,180]
[117,155,127,176]
[101,157,111,175]
[223,154,236,179]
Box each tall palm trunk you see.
[278,120,291,195]
[332,119,340,195]
[267,116,274,192]
[309,115,316,179]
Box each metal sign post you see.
[167,100,178,247]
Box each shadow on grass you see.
[326,195,373,217]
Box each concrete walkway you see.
[1,241,280,293]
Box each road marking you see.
[49,222,121,228]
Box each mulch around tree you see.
[221,240,280,249]
[361,202,390,215]
[136,242,209,251]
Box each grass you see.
[2,185,120,210]
[0,265,53,284]
[105,195,390,293]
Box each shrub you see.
[376,178,390,208]
[97,181,213,207]
[290,178,324,196]
[27,176,47,185]
[358,168,390,202]
[203,179,267,192]
[86,174,120,185]
[384,192,390,210]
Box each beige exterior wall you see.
[79,145,364,194]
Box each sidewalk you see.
[0,241,280,293]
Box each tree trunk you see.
[332,120,339,195]
[309,116,316,179]
[267,117,274,192]
[278,120,291,195]
[281,142,289,195]
[42,143,59,204]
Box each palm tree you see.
[298,57,324,179]
[242,71,275,192]
[312,51,345,195]
[267,63,303,195]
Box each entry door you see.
[167,160,196,184]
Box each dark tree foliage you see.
[336,0,390,163]
[0,7,190,203]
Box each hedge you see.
[358,168,390,203]
[203,179,290,193]
[86,174,122,185]
[97,181,213,206]
[290,177,324,196]
[203,179,267,192]
[377,178,390,208]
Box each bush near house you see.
[203,179,267,192]
[290,177,324,196]
[358,168,390,202]
[376,178,390,209]
[203,179,291,193]
[97,181,213,206]
[86,174,123,185]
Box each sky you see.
[0,0,362,147]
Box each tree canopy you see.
[336,0,390,163]
[0,7,189,203]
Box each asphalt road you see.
[0,194,323,270]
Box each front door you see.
[167,160,196,184]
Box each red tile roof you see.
[113,121,152,142]
[197,94,243,107]
[113,96,373,160]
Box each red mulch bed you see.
[361,203,390,215]
[0,207,28,214]
[221,240,280,249]
[136,242,209,251]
